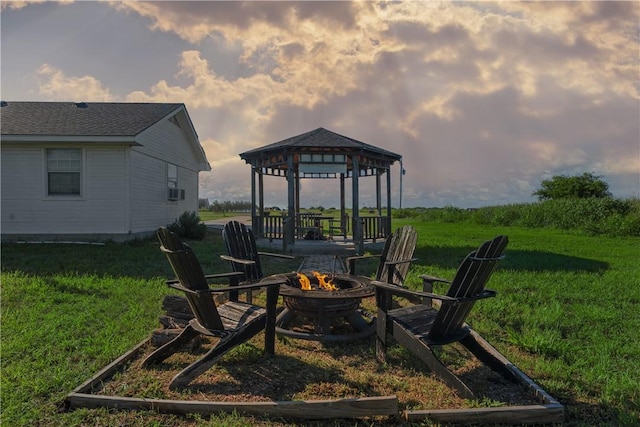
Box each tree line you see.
[199,199,253,213]
[200,172,615,211]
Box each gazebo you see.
[239,128,402,253]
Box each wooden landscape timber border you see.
[404,329,565,424]
[63,338,398,419]
[64,335,564,424]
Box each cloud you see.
[35,64,114,102]
[14,1,637,207]
[115,2,400,109]
[114,1,360,43]
[0,0,72,11]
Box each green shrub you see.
[167,211,207,240]
[438,206,468,223]
[536,198,635,232]
[470,207,494,225]
[518,206,543,228]
[403,198,639,237]
[586,211,640,237]
[393,208,414,219]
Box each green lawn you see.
[1,221,638,426]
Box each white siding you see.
[128,117,202,233]
[135,113,203,169]
[1,145,129,235]
[1,146,42,227]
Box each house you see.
[1,101,211,242]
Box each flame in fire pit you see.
[296,272,312,290]
[296,272,338,291]
[313,271,338,291]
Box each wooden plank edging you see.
[70,338,148,394]
[404,328,564,424]
[64,334,564,423]
[405,404,565,424]
[64,338,398,419]
[65,393,399,419]
[466,328,562,407]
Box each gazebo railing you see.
[359,216,390,242]
[257,213,389,243]
[296,213,322,239]
[328,214,349,240]
[261,213,285,241]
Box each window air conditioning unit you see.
[168,188,185,201]
[168,188,179,200]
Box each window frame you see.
[44,148,85,198]
[166,162,186,201]
[167,162,178,189]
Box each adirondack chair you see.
[142,227,285,390]
[372,235,509,399]
[221,221,294,300]
[346,225,418,286]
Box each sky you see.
[1,1,638,209]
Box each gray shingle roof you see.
[0,101,183,137]
[240,127,401,160]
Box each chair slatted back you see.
[428,235,508,343]
[375,225,418,286]
[157,228,224,330]
[222,221,263,282]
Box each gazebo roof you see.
[241,127,401,159]
[239,127,401,178]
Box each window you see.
[167,163,178,189]
[167,163,185,200]
[47,149,81,195]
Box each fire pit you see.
[270,272,376,343]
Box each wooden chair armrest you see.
[257,251,295,260]
[346,254,381,262]
[372,280,455,301]
[166,271,245,287]
[204,271,246,281]
[258,276,290,287]
[220,254,256,265]
[419,274,452,285]
[346,254,381,274]
[372,280,497,304]
[383,257,418,267]
[167,277,284,295]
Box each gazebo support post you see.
[340,174,346,239]
[285,154,296,249]
[386,167,392,236]
[351,154,364,255]
[295,168,300,235]
[376,171,382,215]
[258,170,264,237]
[250,166,258,236]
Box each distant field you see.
[197,210,249,221]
